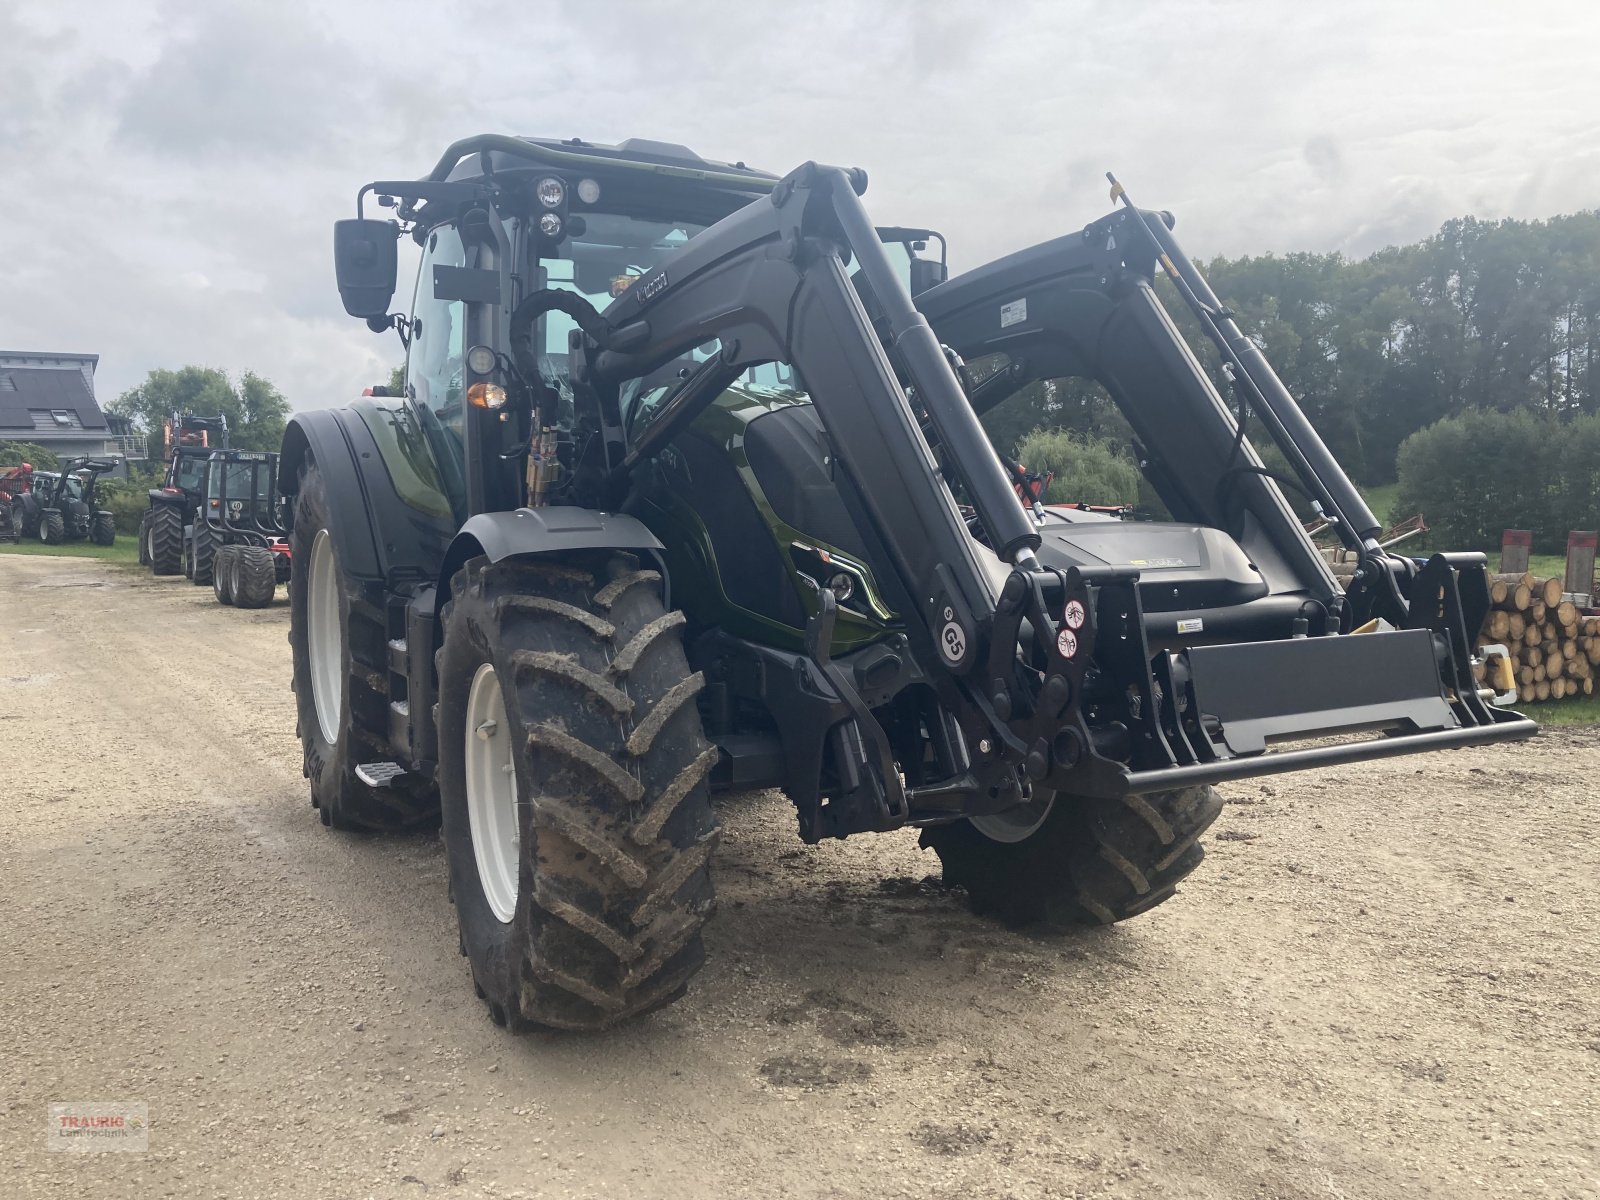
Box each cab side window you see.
[407,225,467,454]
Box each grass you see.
[0,537,142,564]
[1516,693,1600,726]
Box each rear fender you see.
[278,407,455,586]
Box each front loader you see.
[283,135,1533,1034]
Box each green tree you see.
[1013,428,1141,507]
[0,440,59,470]
[110,366,291,454]
[1394,409,1558,553]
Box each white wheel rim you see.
[970,791,1055,844]
[306,530,343,747]
[464,663,520,923]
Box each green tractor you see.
[22,458,118,546]
[285,136,1532,1032]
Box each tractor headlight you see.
[536,178,566,208]
[537,212,564,239]
[576,178,601,205]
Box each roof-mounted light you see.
[536,177,565,208]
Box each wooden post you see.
[1565,531,1596,604]
[1500,529,1532,575]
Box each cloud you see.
[1,0,1597,415]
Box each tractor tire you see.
[147,506,184,576]
[212,545,238,605]
[288,457,437,831]
[14,497,38,540]
[233,547,277,608]
[437,554,720,1032]
[90,511,115,547]
[920,784,1222,928]
[40,508,64,545]
[191,512,218,586]
[137,513,151,564]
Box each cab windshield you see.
[210,462,271,501]
[537,212,708,424]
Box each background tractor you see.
[284,135,1533,1034]
[1,463,34,543]
[139,412,228,576]
[21,458,118,546]
[195,450,291,607]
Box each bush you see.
[0,440,59,470]
[95,467,163,535]
[1013,428,1142,507]
[1394,409,1560,553]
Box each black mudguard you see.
[439,507,665,597]
[279,408,456,587]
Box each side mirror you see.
[908,257,948,297]
[334,219,398,319]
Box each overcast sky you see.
[4,0,1597,411]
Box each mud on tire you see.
[920,784,1222,928]
[288,457,437,831]
[437,554,720,1032]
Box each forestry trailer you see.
[283,135,1534,1033]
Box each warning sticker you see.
[1177,618,1204,635]
[1056,628,1078,659]
[1063,598,1086,630]
[1000,298,1027,328]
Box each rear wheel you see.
[212,545,238,605]
[438,554,720,1032]
[233,547,277,608]
[15,497,38,540]
[288,457,436,831]
[90,511,115,546]
[191,513,218,586]
[147,506,183,575]
[921,784,1222,928]
[40,508,64,544]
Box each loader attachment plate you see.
[1183,628,1453,756]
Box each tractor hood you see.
[1034,512,1268,612]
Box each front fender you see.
[439,507,665,593]
[431,507,666,658]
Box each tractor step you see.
[355,761,410,789]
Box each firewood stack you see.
[1477,573,1598,703]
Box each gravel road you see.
[1,554,1596,1199]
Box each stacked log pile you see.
[1479,573,1599,704]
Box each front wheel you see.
[147,506,183,575]
[191,513,218,586]
[437,554,720,1032]
[40,508,64,545]
[921,784,1222,927]
[287,457,436,831]
[90,511,115,547]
